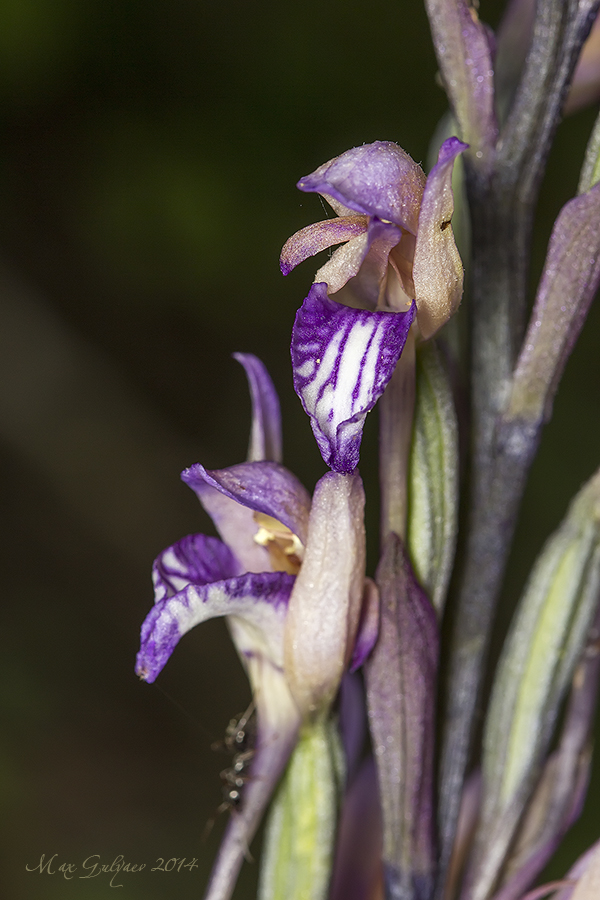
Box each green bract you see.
[407,342,459,616]
[258,720,344,900]
[470,468,600,900]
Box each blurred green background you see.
[0,1,598,898]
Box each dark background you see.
[0,1,598,898]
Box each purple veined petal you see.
[283,471,366,717]
[297,142,426,233]
[280,216,368,276]
[182,461,311,546]
[233,353,282,464]
[413,136,467,340]
[291,283,416,474]
[135,570,295,683]
[317,217,403,307]
[182,473,270,575]
[365,533,439,898]
[152,533,238,602]
[350,577,380,672]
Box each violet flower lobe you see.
[135,354,375,900]
[281,138,466,474]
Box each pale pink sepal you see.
[318,218,403,305]
[280,216,368,276]
[283,471,366,718]
[413,137,467,339]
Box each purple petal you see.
[297,142,426,233]
[182,461,311,546]
[136,570,295,683]
[152,533,238,601]
[280,216,368,276]
[233,353,282,463]
[413,137,467,339]
[181,473,270,575]
[291,283,416,473]
[350,577,380,672]
[365,533,439,896]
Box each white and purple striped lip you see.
[136,569,295,683]
[152,533,238,601]
[292,283,416,474]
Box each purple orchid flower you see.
[135,353,376,900]
[281,138,466,473]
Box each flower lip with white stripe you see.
[292,283,416,474]
[282,139,466,474]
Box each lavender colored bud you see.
[365,533,439,900]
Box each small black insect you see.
[218,745,255,810]
[213,700,257,758]
[203,701,257,840]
